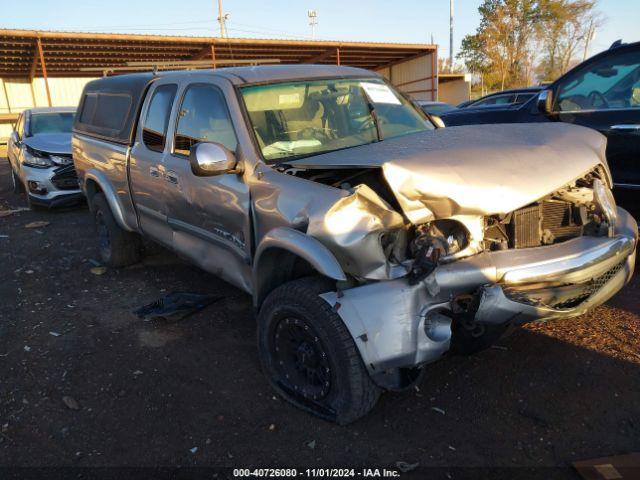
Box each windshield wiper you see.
[359,87,383,142]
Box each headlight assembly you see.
[409,220,470,283]
[22,146,53,168]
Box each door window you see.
[142,84,177,152]
[472,94,515,108]
[555,49,640,112]
[174,84,238,156]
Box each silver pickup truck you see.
[72,65,637,424]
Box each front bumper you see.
[321,207,637,385]
[20,163,83,208]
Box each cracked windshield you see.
[240,78,433,162]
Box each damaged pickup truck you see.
[72,65,637,424]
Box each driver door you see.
[553,45,640,190]
[162,79,252,291]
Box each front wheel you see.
[11,168,24,195]
[257,276,380,424]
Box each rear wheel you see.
[91,193,141,267]
[257,276,380,424]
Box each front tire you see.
[257,276,380,424]
[91,193,141,267]
[11,168,24,195]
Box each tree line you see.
[457,0,604,92]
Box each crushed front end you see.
[317,167,637,389]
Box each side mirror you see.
[430,115,446,129]
[537,89,554,114]
[9,131,19,144]
[189,142,238,176]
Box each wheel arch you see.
[253,227,347,308]
[83,170,135,232]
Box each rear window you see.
[75,92,134,142]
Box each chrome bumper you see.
[321,207,637,383]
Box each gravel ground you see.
[0,159,638,478]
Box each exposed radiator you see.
[510,200,583,249]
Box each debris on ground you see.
[574,452,640,480]
[25,221,50,229]
[133,292,222,321]
[0,207,28,218]
[190,447,198,454]
[395,461,419,473]
[431,407,446,415]
[49,331,61,337]
[307,440,316,450]
[62,396,80,410]
[90,266,107,276]
[23,346,31,352]
[132,370,143,376]
[268,424,276,431]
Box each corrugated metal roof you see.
[0,29,436,77]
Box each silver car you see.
[72,66,637,424]
[7,107,83,208]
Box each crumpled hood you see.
[290,123,608,223]
[23,133,72,155]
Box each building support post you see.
[36,37,52,107]
[211,43,217,69]
[29,41,39,107]
[336,47,340,66]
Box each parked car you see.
[416,100,457,116]
[7,107,82,208]
[73,65,637,424]
[456,87,543,110]
[441,41,640,207]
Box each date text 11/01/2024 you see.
[233,468,402,477]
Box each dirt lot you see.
[0,159,639,478]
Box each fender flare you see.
[83,169,136,232]
[253,227,347,306]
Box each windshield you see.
[240,78,432,162]
[29,112,75,136]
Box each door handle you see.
[611,124,640,131]
[149,166,161,178]
[165,171,179,185]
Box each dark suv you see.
[441,41,640,209]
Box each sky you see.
[1,0,638,61]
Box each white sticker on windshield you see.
[360,82,401,105]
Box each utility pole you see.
[217,0,227,38]
[308,10,318,40]
[449,0,454,72]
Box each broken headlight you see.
[593,178,617,228]
[22,145,53,168]
[409,220,469,284]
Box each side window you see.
[142,84,177,152]
[473,94,515,108]
[556,49,640,112]
[79,93,98,124]
[174,84,238,156]
[513,93,534,105]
